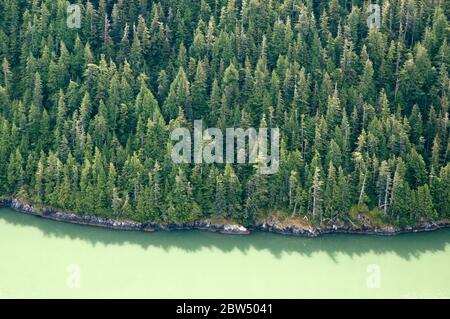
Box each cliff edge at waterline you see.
[2,198,448,237]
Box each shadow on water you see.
[1,208,449,261]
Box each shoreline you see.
[1,198,449,237]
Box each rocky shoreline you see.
[257,215,450,237]
[1,198,250,235]
[1,198,449,237]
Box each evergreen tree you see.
[0,0,446,228]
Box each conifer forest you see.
[0,0,449,227]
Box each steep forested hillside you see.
[0,0,448,227]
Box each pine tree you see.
[191,61,208,119]
[7,148,24,193]
[223,164,241,220]
[311,166,323,222]
[163,67,191,121]
[171,167,201,223]
[406,148,427,188]
[414,184,436,221]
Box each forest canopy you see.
[0,0,448,226]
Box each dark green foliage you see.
[0,0,448,226]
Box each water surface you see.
[0,208,449,298]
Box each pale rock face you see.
[223,224,248,233]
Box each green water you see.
[0,208,449,298]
